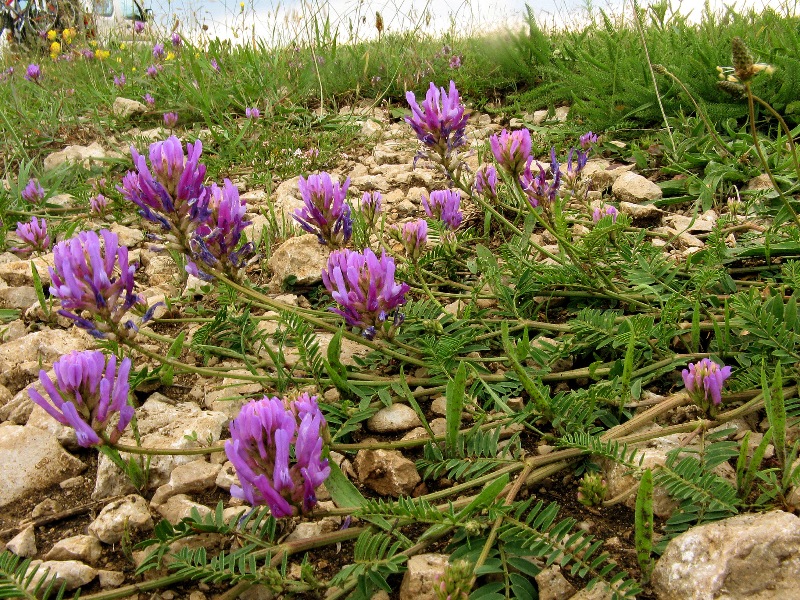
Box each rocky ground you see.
[0,100,797,599]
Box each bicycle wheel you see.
[23,0,58,40]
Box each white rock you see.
[399,554,449,600]
[44,535,103,565]
[27,560,97,590]
[97,569,125,588]
[535,565,576,600]
[151,460,222,506]
[0,286,38,309]
[367,404,422,433]
[652,510,800,600]
[272,176,304,223]
[88,495,154,544]
[27,403,79,449]
[582,159,635,190]
[619,200,662,221]
[43,142,108,171]
[107,223,146,247]
[112,97,148,118]
[612,171,663,203]
[354,448,421,497]
[0,426,85,508]
[215,461,239,491]
[156,494,212,524]
[6,525,37,557]
[267,234,329,287]
[0,255,53,286]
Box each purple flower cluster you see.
[405,80,469,163]
[49,229,143,338]
[21,178,46,204]
[90,193,110,215]
[520,149,561,208]
[153,43,165,58]
[490,129,532,178]
[163,112,178,128]
[11,217,51,255]
[580,131,598,149]
[24,63,41,83]
[422,189,463,230]
[474,165,497,198]
[682,359,732,409]
[293,172,352,247]
[143,93,155,106]
[225,393,330,517]
[134,20,145,33]
[146,65,159,78]
[360,191,382,229]
[245,107,260,119]
[393,219,427,260]
[592,205,619,223]
[113,73,126,88]
[322,248,409,340]
[28,351,133,447]
[171,32,182,47]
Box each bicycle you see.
[1,0,60,46]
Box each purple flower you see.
[24,63,41,83]
[682,358,732,409]
[21,178,46,204]
[146,65,158,78]
[90,193,110,215]
[143,93,155,106]
[592,205,618,223]
[27,351,133,447]
[10,217,51,255]
[393,219,427,260]
[210,57,220,72]
[163,112,178,128]
[293,172,352,247]
[405,80,469,162]
[475,164,497,198]
[118,135,209,230]
[190,179,253,275]
[565,147,589,180]
[1,66,15,82]
[81,49,95,60]
[134,20,145,33]
[360,191,382,228]
[113,73,126,88]
[422,189,462,230]
[520,149,561,208]
[449,55,461,69]
[171,32,182,47]
[152,43,165,58]
[245,107,260,119]
[490,129,532,178]
[49,229,144,338]
[225,393,330,517]
[580,131,598,149]
[321,248,409,339]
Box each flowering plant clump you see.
[21,178,46,204]
[10,217,51,255]
[520,149,561,209]
[475,164,497,199]
[28,351,134,447]
[391,219,427,260]
[322,248,409,340]
[225,393,330,517]
[490,128,532,179]
[245,107,260,119]
[592,205,619,223]
[90,193,110,215]
[360,191,382,229]
[163,112,178,128]
[293,172,352,247]
[577,472,608,507]
[682,358,733,414]
[24,63,42,83]
[405,80,469,168]
[422,189,463,230]
[50,229,144,338]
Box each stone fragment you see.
[618,201,662,222]
[354,448,421,496]
[612,171,663,203]
[27,402,79,449]
[43,142,108,171]
[150,460,222,506]
[156,494,212,524]
[98,569,125,588]
[44,535,103,565]
[399,553,449,600]
[0,426,85,508]
[0,255,52,286]
[747,173,772,191]
[26,560,97,590]
[652,510,800,600]
[366,403,422,433]
[582,159,634,190]
[272,176,304,223]
[0,286,38,309]
[88,495,154,544]
[268,234,329,287]
[112,97,148,118]
[6,525,37,557]
[535,565,576,600]
[107,223,146,247]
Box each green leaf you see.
[31,261,49,319]
[634,469,654,583]
[455,473,509,521]
[446,362,467,457]
[160,331,186,386]
[325,461,366,509]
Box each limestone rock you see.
[26,560,97,590]
[107,223,146,247]
[98,569,125,588]
[215,461,239,491]
[44,535,103,565]
[156,494,212,524]
[354,448,421,496]
[27,403,80,449]
[652,510,800,600]
[583,159,634,190]
[150,460,222,506]
[399,553,449,600]
[112,97,148,118]
[268,234,329,287]
[612,171,663,203]
[535,565,576,600]
[0,286,37,309]
[7,525,37,557]
[619,201,662,223]
[272,176,303,223]
[0,255,53,286]
[88,495,154,544]
[367,404,422,433]
[0,425,85,508]
[43,142,108,171]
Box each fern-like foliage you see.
[328,530,408,599]
[280,310,326,383]
[417,428,521,481]
[558,432,642,468]
[355,496,448,525]
[0,551,67,600]
[498,499,641,599]
[729,289,800,364]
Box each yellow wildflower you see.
[62,28,75,43]
[119,42,127,50]
[89,40,98,47]
[47,30,57,41]
[166,51,175,61]
[95,49,110,61]
[50,41,61,55]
